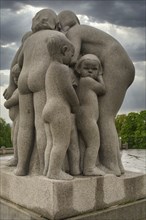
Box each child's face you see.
[80,60,100,80]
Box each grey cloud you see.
[119,83,146,113]
[1,9,32,45]
[0,47,17,69]
[1,0,145,27]
[87,1,145,28]
[119,63,146,113]
[126,45,146,62]
[0,72,9,86]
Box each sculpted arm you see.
[3,45,23,100]
[4,90,19,109]
[81,77,106,96]
[63,68,79,110]
[96,74,106,95]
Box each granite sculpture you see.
[3,9,135,179]
[4,64,21,166]
[75,54,106,176]
[42,34,79,180]
[58,10,135,176]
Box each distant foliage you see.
[0,118,12,148]
[1,111,146,149]
[115,111,146,149]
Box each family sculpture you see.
[4,9,135,180]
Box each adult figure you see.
[58,10,135,176]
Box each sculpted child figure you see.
[75,54,105,176]
[4,64,21,166]
[58,10,135,176]
[14,9,60,175]
[3,7,60,101]
[3,31,32,101]
[42,35,79,180]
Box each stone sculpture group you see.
[4,9,135,180]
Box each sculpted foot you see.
[14,167,27,176]
[70,167,81,176]
[118,160,125,174]
[97,164,122,176]
[119,164,125,174]
[47,170,73,180]
[7,158,18,167]
[110,166,121,176]
[84,167,105,176]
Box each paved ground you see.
[0,149,146,173]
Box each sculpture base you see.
[1,197,146,220]
[0,165,146,220]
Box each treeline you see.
[115,110,146,149]
[0,111,146,149]
[0,118,12,148]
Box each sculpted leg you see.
[47,114,73,180]
[43,124,52,176]
[99,114,121,176]
[98,81,128,176]
[98,59,135,176]
[68,114,80,175]
[7,119,19,166]
[33,90,47,174]
[80,119,105,176]
[15,93,34,176]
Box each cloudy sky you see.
[0,0,146,123]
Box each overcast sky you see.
[0,0,146,123]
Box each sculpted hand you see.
[3,86,16,100]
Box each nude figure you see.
[58,10,135,176]
[42,34,79,180]
[3,31,32,100]
[14,9,59,176]
[75,54,105,176]
[4,64,21,166]
[3,8,60,101]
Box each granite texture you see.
[1,166,146,220]
[3,9,135,178]
[1,197,146,220]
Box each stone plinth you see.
[0,166,146,220]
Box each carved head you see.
[31,9,58,32]
[58,10,80,33]
[47,33,74,64]
[75,54,102,79]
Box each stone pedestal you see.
[0,165,146,220]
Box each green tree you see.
[134,111,146,148]
[115,111,146,149]
[0,117,12,148]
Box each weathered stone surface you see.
[3,9,135,179]
[0,198,47,220]
[1,197,146,220]
[66,198,146,220]
[1,166,146,220]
